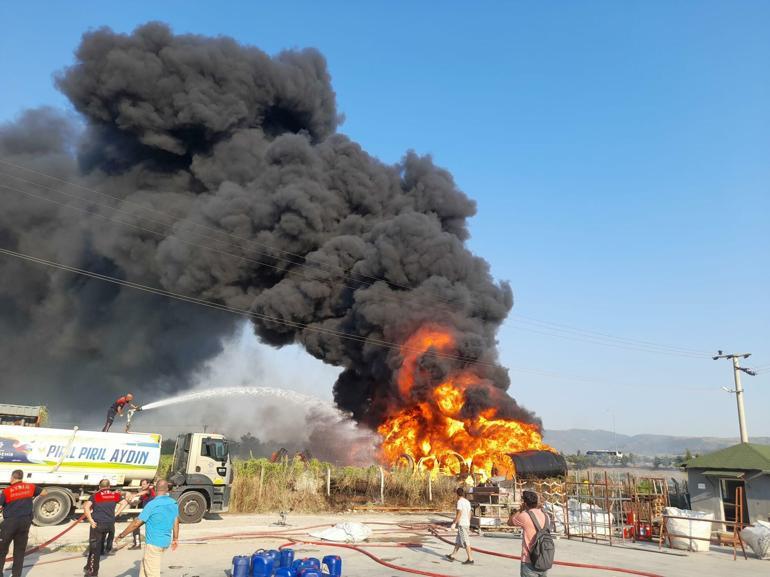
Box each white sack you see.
[741,520,770,559]
[663,507,713,552]
[309,522,372,543]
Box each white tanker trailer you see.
[0,424,232,525]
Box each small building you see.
[0,404,47,427]
[684,443,770,525]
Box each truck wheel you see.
[33,489,72,526]
[177,491,207,524]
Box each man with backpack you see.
[508,490,555,576]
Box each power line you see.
[0,244,717,393]
[0,244,499,369]
[1,176,713,361]
[0,179,430,308]
[0,158,715,360]
[508,321,709,359]
[510,314,712,357]
[0,159,422,294]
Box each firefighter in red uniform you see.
[0,469,45,577]
[83,479,128,577]
[102,393,139,432]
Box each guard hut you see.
[684,443,770,525]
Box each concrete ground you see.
[11,512,768,577]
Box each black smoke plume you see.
[0,23,538,431]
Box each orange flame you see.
[378,325,551,477]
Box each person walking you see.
[102,393,138,432]
[508,490,554,577]
[130,479,156,549]
[445,487,474,564]
[83,479,128,577]
[0,469,44,577]
[117,479,179,577]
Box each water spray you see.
[128,386,348,431]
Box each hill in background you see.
[543,429,770,456]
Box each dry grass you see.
[158,455,457,512]
[228,458,457,513]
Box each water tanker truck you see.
[0,422,232,525]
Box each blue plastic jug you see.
[280,548,295,568]
[275,568,293,577]
[251,550,265,571]
[233,555,250,577]
[266,549,281,570]
[251,554,273,577]
[322,555,342,577]
[292,558,318,575]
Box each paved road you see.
[12,512,768,576]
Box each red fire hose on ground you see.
[429,527,664,577]
[4,519,667,577]
[3,514,85,564]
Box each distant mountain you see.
[542,429,770,456]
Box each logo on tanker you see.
[0,434,159,468]
[45,444,155,465]
[0,437,36,464]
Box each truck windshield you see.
[201,438,228,462]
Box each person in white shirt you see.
[445,487,474,564]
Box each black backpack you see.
[526,510,555,571]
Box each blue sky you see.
[1,1,768,437]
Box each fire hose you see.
[3,514,85,565]
[429,527,665,577]
[200,521,667,577]
[5,519,667,577]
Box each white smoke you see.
[131,325,378,465]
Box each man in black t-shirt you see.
[83,479,128,577]
[0,469,44,577]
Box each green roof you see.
[685,443,770,473]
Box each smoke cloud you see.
[0,23,538,447]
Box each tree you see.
[653,456,662,469]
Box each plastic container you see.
[299,570,321,577]
[280,548,295,568]
[251,550,265,571]
[233,556,251,577]
[251,553,273,577]
[292,558,320,575]
[322,555,342,577]
[275,568,293,577]
[267,549,281,570]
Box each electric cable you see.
[0,158,714,360]
[0,244,721,392]
[0,174,715,361]
[510,314,711,357]
[0,243,710,390]
[0,244,505,370]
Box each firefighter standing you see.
[0,469,44,577]
[83,479,128,577]
[102,393,139,432]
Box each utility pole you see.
[713,351,756,443]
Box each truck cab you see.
[169,432,232,523]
